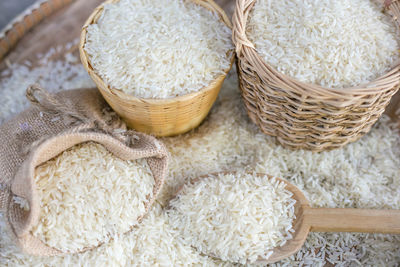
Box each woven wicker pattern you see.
[79,0,234,137]
[232,0,400,151]
[0,0,74,61]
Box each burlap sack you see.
[0,85,168,256]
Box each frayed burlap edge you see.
[0,86,169,256]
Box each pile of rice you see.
[168,172,296,264]
[30,142,154,253]
[1,45,400,265]
[0,205,229,266]
[246,0,400,88]
[84,0,233,99]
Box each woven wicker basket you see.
[232,0,400,151]
[79,0,234,137]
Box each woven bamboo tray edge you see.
[0,0,75,62]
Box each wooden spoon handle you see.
[303,208,400,234]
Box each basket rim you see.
[0,0,75,62]
[232,0,400,96]
[79,0,235,104]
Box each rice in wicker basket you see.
[232,0,400,151]
[80,0,234,137]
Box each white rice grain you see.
[246,0,400,88]
[84,0,233,99]
[0,43,94,124]
[0,205,229,267]
[31,142,154,253]
[167,172,296,264]
[1,46,399,265]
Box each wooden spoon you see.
[173,172,400,264]
[259,174,400,264]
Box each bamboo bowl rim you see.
[232,0,400,97]
[79,0,235,104]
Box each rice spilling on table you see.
[30,142,155,253]
[168,172,296,264]
[246,0,400,88]
[1,0,400,261]
[0,43,94,124]
[0,205,229,266]
[84,0,233,98]
[0,42,400,265]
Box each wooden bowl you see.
[79,0,234,137]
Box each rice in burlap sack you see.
[0,85,168,256]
